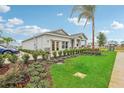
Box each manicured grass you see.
[50,52,116,88]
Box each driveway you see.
[109,52,124,88]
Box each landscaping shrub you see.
[67,50,70,55]
[26,62,49,88]
[7,54,18,64]
[58,51,62,57]
[63,50,67,56]
[69,49,74,55]
[52,51,57,58]
[32,52,39,62]
[41,51,49,60]
[26,80,48,88]
[75,49,79,54]
[21,54,30,64]
[72,49,75,55]
[37,80,48,88]
[0,54,5,68]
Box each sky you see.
[0,5,124,44]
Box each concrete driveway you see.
[109,52,124,88]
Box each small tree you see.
[41,51,48,60]
[58,51,62,57]
[7,54,18,64]
[3,37,15,47]
[97,32,107,47]
[32,52,39,62]
[22,54,30,64]
[52,51,57,58]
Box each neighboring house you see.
[107,40,118,47]
[22,29,88,52]
[120,41,124,46]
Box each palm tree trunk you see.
[92,16,95,49]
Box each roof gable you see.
[70,33,88,40]
[47,29,69,36]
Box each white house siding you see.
[22,34,72,51]
[42,34,71,51]
[22,37,43,50]
[36,36,44,50]
[22,30,88,52]
[22,39,35,50]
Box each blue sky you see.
[0,5,124,43]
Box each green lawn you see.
[50,52,116,88]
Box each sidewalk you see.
[109,52,124,88]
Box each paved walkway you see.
[109,52,124,88]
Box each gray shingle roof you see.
[22,29,87,42]
[70,33,88,40]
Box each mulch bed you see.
[0,64,10,75]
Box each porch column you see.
[79,40,81,47]
[59,41,62,50]
[74,39,77,48]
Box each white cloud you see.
[16,40,23,43]
[0,5,10,13]
[100,30,110,34]
[111,21,124,30]
[6,18,24,27]
[9,25,50,36]
[57,13,63,16]
[0,23,4,30]
[68,17,90,26]
[0,16,5,22]
[5,28,14,34]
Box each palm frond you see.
[70,5,84,17]
[78,12,85,22]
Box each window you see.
[52,41,55,51]
[56,41,59,50]
[62,41,65,49]
[66,42,68,49]
[62,41,68,49]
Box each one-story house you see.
[22,29,88,52]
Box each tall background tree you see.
[97,32,107,47]
[71,5,96,49]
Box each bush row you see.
[52,48,101,58]
[19,49,49,61]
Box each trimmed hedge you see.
[20,48,101,59]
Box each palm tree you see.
[71,5,96,49]
[3,37,15,47]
